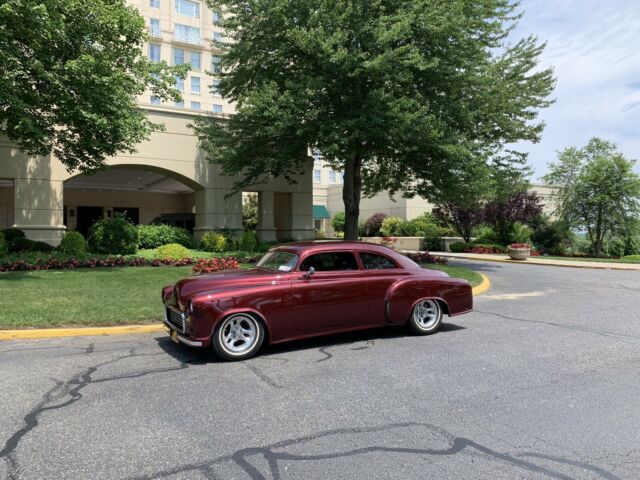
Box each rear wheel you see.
[408,299,443,335]
[212,313,264,361]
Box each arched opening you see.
[63,166,202,237]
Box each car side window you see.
[360,252,398,270]
[299,252,359,272]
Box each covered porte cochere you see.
[0,109,314,245]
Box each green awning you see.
[313,205,330,219]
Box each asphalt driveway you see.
[1,261,639,479]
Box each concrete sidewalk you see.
[426,251,640,271]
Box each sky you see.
[510,0,640,178]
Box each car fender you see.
[385,278,468,324]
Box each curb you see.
[2,274,492,342]
[0,324,166,341]
[437,254,640,271]
[472,273,491,296]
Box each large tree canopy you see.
[0,0,186,172]
[194,0,555,239]
[543,138,640,257]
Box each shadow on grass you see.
[156,322,466,363]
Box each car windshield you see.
[256,251,299,272]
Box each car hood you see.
[172,268,286,305]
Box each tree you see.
[0,0,187,172]
[543,138,640,257]
[483,190,543,245]
[242,193,258,230]
[194,0,555,240]
[432,203,481,243]
[331,212,346,233]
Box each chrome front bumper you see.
[163,309,204,347]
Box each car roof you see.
[272,241,420,269]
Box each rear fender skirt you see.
[385,279,460,324]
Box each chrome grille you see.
[165,307,185,333]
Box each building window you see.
[213,32,223,43]
[212,80,221,95]
[212,104,223,113]
[149,43,161,62]
[191,101,201,110]
[191,76,200,94]
[149,18,161,37]
[190,51,201,70]
[175,76,184,91]
[313,170,321,183]
[174,24,200,44]
[212,10,220,23]
[211,56,221,74]
[150,95,161,104]
[150,0,160,8]
[329,170,336,184]
[175,100,184,108]
[174,0,200,18]
[172,47,185,65]
[312,148,323,163]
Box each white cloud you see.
[509,0,640,176]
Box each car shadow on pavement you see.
[155,323,466,363]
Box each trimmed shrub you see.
[200,231,230,253]
[87,214,138,255]
[58,232,86,256]
[364,213,387,236]
[422,224,444,251]
[380,216,404,237]
[239,231,258,251]
[331,212,346,233]
[449,242,469,253]
[136,224,192,249]
[0,232,5,255]
[1,228,26,245]
[256,241,279,253]
[156,243,190,260]
[473,225,499,244]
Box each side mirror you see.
[304,266,315,279]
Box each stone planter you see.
[507,247,530,260]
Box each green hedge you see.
[58,232,87,256]
[136,224,192,249]
[88,215,138,255]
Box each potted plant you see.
[507,243,531,260]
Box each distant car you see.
[161,241,473,360]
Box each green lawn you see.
[423,264,483,287]
[0,263,483,329]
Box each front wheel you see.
[212,313,264,361]
[408,299,443,335]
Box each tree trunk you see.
[342,154,363,241]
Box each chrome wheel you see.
[219,314,259,355]
[411,299,442,333]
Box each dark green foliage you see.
[0,232,6,255]
[0,0,187,172]
[530,216,572,255]
[239,231,259,252]
[136,224,192,249]
[9,237,53,253]
[256,241,279,253]
[449,242,470,253]
[58,231,87,256]
[88,214,138,255]
[1,228,26,244]
[194,0,555,239]
[331,212,346,233]
[473,225,499,244]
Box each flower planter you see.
[507,248,530,260]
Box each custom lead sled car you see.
[162,241,473,360]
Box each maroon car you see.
[162,241,473,360]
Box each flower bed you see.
[192,257,240,274]
[406,251,448,265]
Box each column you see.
[13,178,66,245]
[256,191,277,242]
[193,187,243,241]
[290,191,315,240]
